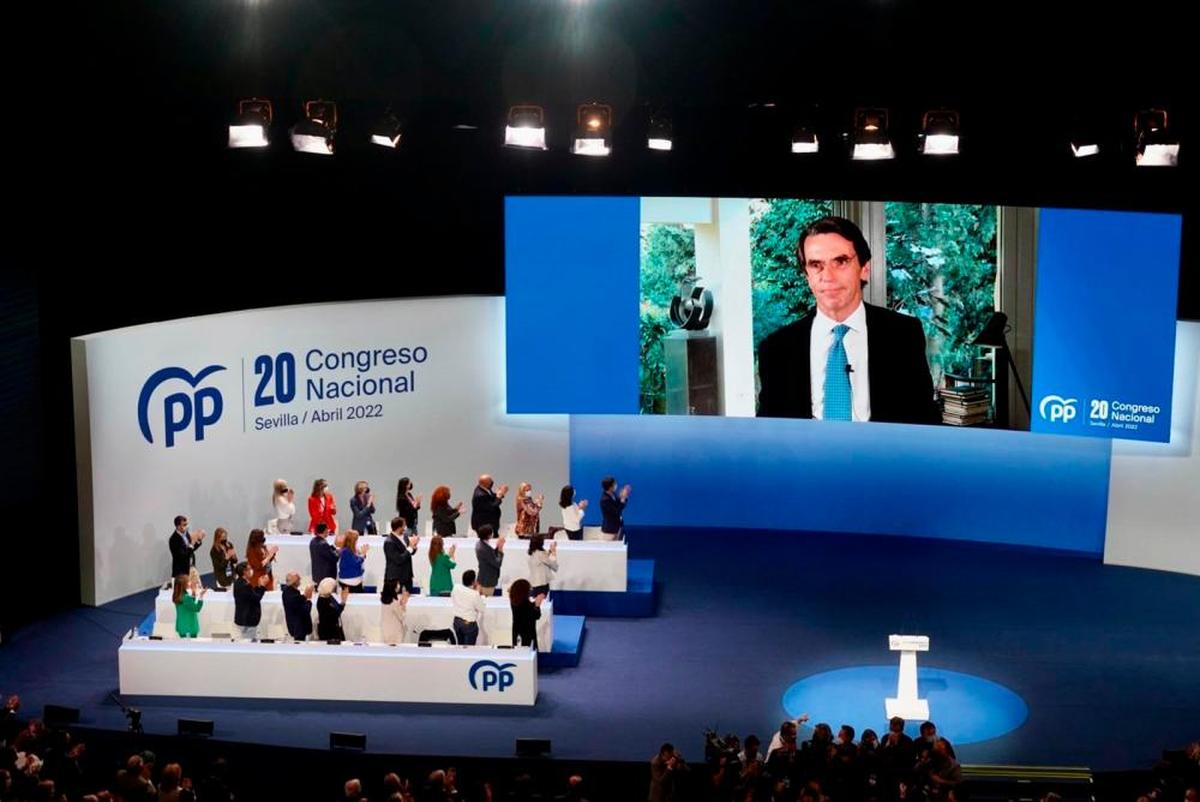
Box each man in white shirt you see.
[757,216,939,425]
[450,569,488,645]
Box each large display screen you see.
[506,196,1181,443]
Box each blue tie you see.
[824,324,852,421]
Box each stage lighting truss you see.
[504,105,547,150]
[291,100,338,156]
[852,107,895,161]
[228,98,273,149]
[920,109,960,156]
[647,110,673,151]
[369,111,403,149]
[1134,109,1179,167]
[573,103,612,157]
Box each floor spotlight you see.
[504,105,547,150]
[228,98,272,149]
[920,109,960,155]
[573,103,612,157]
[291,100,338,156]
[647,109,673,151]
[852,108,895,160]
[369,111,403,149]
[1134,109,1179,167]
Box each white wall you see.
[72,297,569,605]
[1104,321,1200,576]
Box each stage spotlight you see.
[791,123,819,154]
[573,103,612,157]
[647,110,673,151]
[504,105,547,150]
[290,100,338,156]
[920,109,960,155]
[852,108,895,161]
[369,112,403,149]
[1071,140,1100,158]
[227,98,272,149]
[1134,109,1179,167]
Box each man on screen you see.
[757,216,940,424]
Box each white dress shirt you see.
[809,301,871,421]
[560,504,584,531]
[451,583,487,623]
[528,550,559,587]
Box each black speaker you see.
[330,732,367,751]
[178,718,214,737]
[515,737,551,757]
[43,705,80,727]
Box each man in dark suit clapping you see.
[168,515,205,578]
[470,474,508,534]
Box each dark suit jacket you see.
[471,485,503,532]
[281,584,313,640]
[475,539,504,587]
[169,530,200,577]
[757,303,940,425]
[600,492,626,535]
[233,578,265,627]
[309,536,338,585]
[383,533,417,585]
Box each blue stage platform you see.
[552,559,656,617]
[2,528,1197,769]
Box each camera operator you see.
[649,743,687,802]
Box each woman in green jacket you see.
[427,536,457,596]
[173,574,206,637]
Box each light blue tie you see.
[824,324,852,421]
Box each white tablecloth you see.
[262,534,626,591]
[119,636,537,705]
[154,588,553,652]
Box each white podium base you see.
[885,697,929,721]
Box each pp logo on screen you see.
[137,365,227,448]
[1038,394,1078,424]
[468,660,516,693]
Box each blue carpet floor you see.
[1,528,1197,770]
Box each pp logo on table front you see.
[138,365,227,448]
[468,660,516,693]
[1038,394,1078,423]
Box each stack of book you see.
[940,386,991,426]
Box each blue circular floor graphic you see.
[782,666,1028,745]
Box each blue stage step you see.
[540,614,586,669]
[550,559,657,617]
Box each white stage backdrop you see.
[72,297,569,605]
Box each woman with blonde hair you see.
[270,479,296,534]
[209,527,238,588]
[316,577,349,641]
[350,480,377,535]
[514,482,544,537]
[338,529,370,593]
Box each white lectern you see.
[885,634,930,721]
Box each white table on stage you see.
[119,636,537,706]
[153,588,554,652]
[265,535,627,592]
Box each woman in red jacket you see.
[308,478,338,534]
